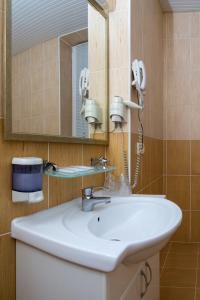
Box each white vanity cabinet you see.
[16,241,159,300]
[119,255,159,300]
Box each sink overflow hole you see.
[110,238,121,242]
[98,217,100,222]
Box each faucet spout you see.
[81,187,111,212]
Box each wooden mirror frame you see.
[3,0,109,145]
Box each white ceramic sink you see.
[11,196,182,272]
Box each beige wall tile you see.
[166,12,192,39]
[49,143,82,207]
[131,0,163,140]
[109,10,129,69]
[161,267,196,287]
[171,211,190,242]
[0,121,49,234]
[163,12,200,141]
[167,140,190,175]
[82,144,105,188]
[30,43,44,66]
[191,141,200,174]
[43,84,60,116]
[88,5,106,72]
[170,243,199,254]
[0,0,4,10]
[149,177,163,195]
[150,138,163,181]
[130,0,163,192]
[12,37,60,135]
[190,105,200,140]
[196,289,200,300]
[167,176,190,210]
[31,65,44,92]
[163,12,200,245]
[191,12,200,38]
[109,67,129,101]
[196,272,200,287]
[165,38,190,71]
[107,132,128,177]
[0,235,16,300]
[190,70,200,106]
[160,287,195,300]
[44,114,60,136]
[43,38,58,62]
[141,136,152,187]
[166,105,191,140]
[163,140,167,175]
[31,91,44,117]
[190,38,200,69]
[30,116,44,134]
[163,175,167,194]
[191,212,200,242]
[166,68,190,107]
[164,252,197,269]
[114,0,129,11]
[191,176,200,210]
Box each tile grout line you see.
[194,246,200,300]
[160,242,172,277]
[137,175,163,194]
[165,175,200,177]
[190,140,192,242]
[47,142,50,208]
[160,243,200,295]
[160,285,197,289]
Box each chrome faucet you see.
[91,156,109,169]
[81,187,111,212]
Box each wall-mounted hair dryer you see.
[109,59,147,191]
[124,59,147,110]
[132,59,147,91]
[85,99,102,125]
[79,67,89,115]
[110,96,126,124]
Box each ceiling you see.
[160,0,200,12]
[12,0,88,55]
[12,0,200,55]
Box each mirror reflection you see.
[11,0,108,141]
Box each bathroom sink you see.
[11,196,182,272]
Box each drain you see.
[110,238,121,242]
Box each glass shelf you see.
[44,166,116,179]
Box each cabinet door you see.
[143,254,159,300]
[120,264,146,300]
[119,254,159,300]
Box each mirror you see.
[5,0,108,144]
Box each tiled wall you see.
[108,0,130,133]
[107,0,130,177]
[130,0,164,194]
[88,4,107,134]
[12,38,60,135]
[163,12,200,242]
[59,39,72,136]
[0,1,131,299]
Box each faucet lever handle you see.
[82,187,94,199]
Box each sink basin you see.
[11,196,182,272]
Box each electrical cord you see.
[132,91,144,190]
[121,126,129,179]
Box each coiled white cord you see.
[132,127,143,190]
[122,130,129,179]
[132,87,144,190]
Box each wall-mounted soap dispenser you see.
[12,157,44,203]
